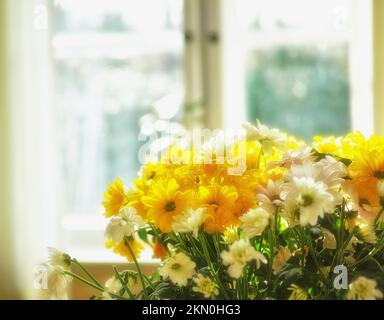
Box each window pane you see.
[236,0,353,140]
[53,0,184,216]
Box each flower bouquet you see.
[47,122,384,300]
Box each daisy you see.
[347,276,383,300]
[172,208,206,238]
[255,179,283,214]
[281,177,335,226]
[106,237,144,262]
[47,266,72,300]
[102,178,128,217]
[221,239,267,279]
[159,252,196,287]
[48,248,71,270]
[192,274,219,299]
[142,179,192,233]
[199,184,238,233]
[239,207,270,238]
[222,225,239,245]
[104,207,144,243]
[242,120,287,155]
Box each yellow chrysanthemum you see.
[142,178,193,233]
[349,137,384,184]
[199,184,238,233]
[105,238,143,262]
[102,178,127,217]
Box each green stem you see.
[124,237,148,299]
[374,207,384,225]
[63,270,103,292]
[113,266,135,300]
[199,233,230,300]
[72,259,104,289]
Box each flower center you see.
[300,194,313,207]
[164,201,176,212]
[373,170,384,179]
[171,263,181,270]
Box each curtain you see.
[0,0,19,300]
[0,0,59,299]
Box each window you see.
[47,0,372,261]
[232,0,356,141]
[52,0,184,261]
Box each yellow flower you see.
[102,178,127,217]
[111,238,144,262]
[288,284,308,300]
[222,225,239,244]
[192,274,219,298]
[199,184,238,233]
[142,179,192,233]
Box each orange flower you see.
[199,184,238,233]
[153,240,168,259]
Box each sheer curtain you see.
[0,0,59,299]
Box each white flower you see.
[321,228,337,250]
[272,246,292,274]
[192,274,219,298]
[281,177,335,226]
[221,239,267,279]
[48,248,71,270]
[103,276,123,299]
[159,252,196,287]
[47,266,72,300]
[172,208,206,238]
[268,147,313,169]
[240,207,270,238]
[255,179,283,214]
[347,276,383,300]
[104,207,143,243]
[242,120,286,155]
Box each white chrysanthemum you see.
[268,147,313,169]
[272,246,292,274]
[159,252,196,287]
[347,276,383,300]
[221,239,267,279]
[172,208,206,238]
[255,179,283,214]
[47,266,72,300]
[103,276,123,299]
[48,248,71,270]
[287,157,346,205]
[321,228,337,250]
[104,207,144,243]
[242,120,286,155]
[281,177,335,226]
[240,207,270,238]
[192,274,219,298]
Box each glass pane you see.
[236,0,353,140]
[53,0,184,215]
